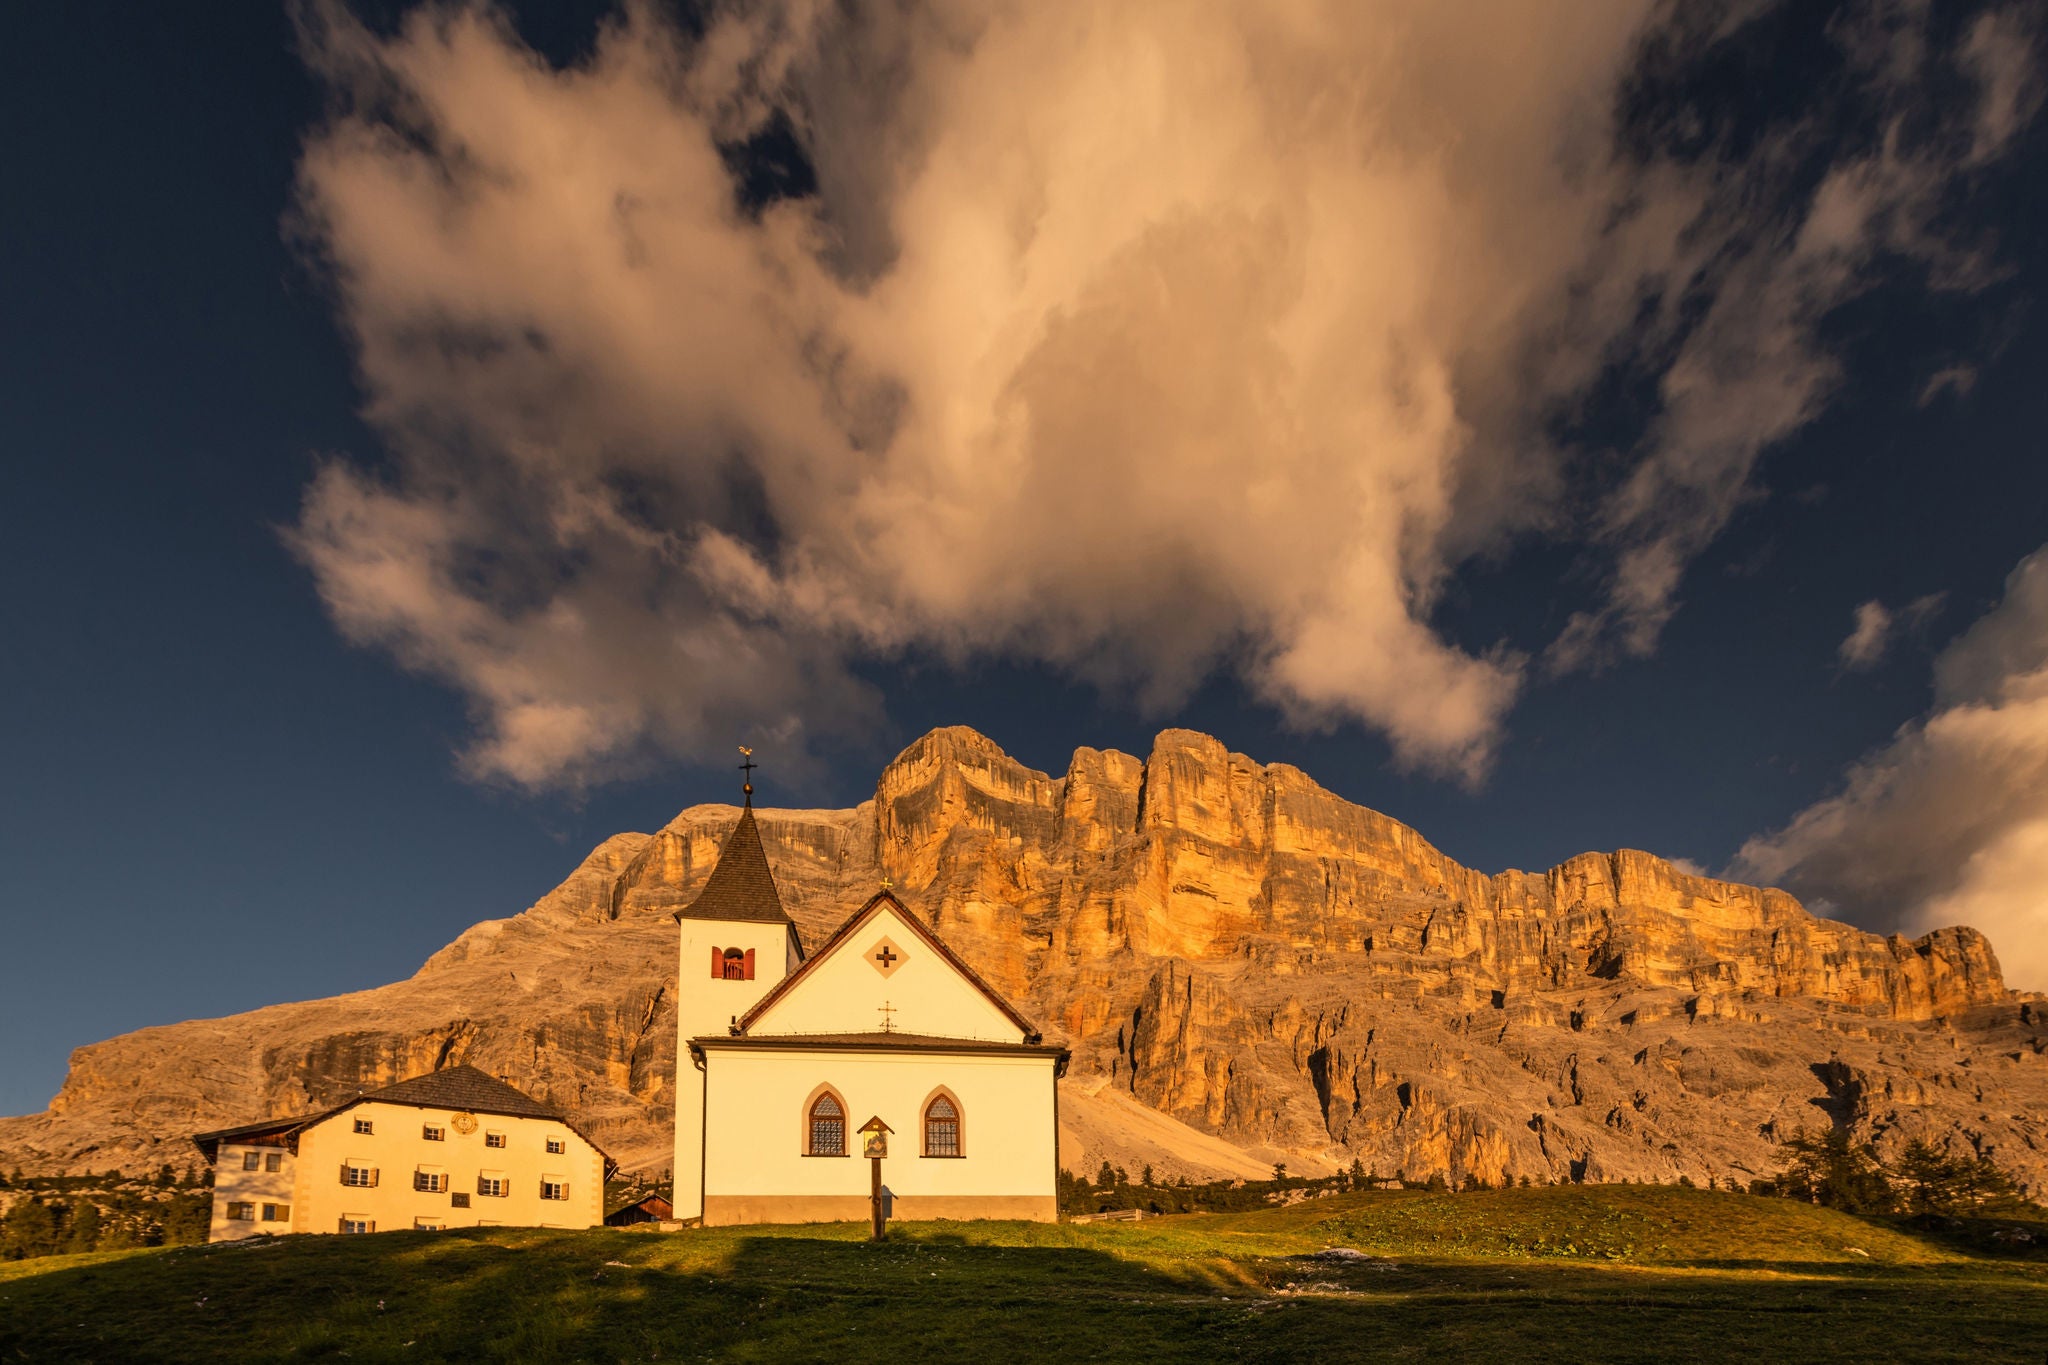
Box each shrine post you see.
[859,1116,893,1241]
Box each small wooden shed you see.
[605,1194,673,1227]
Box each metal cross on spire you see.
[738,745,756,803]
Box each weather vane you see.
[738,745,756,801]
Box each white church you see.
[672,778,1068,1225]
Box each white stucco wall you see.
[207,1145,298,1242]
[206,1100,605,1239]
[746,903,1024,1042]
[673,917,796,1218]
[699,1045,1058,1222]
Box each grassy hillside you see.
[0,1186,2041,1362]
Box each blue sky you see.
[3,1,2046,1117]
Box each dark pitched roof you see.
[359,1065,562,1120]
[190,1065,616,1174]
[190,1114,327,1162]
[733,890,1044,1041]
[674,803,793,925]
[696,1031,1067,1054]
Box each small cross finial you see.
[880,872,893,890]
[878,1000,897,1034]
[738,746,756,803]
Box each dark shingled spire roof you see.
[675,800,792,925]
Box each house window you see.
[353,1118,374,1135]
[242,1152,261,1171]
[485,1132,506,1149]
[341,1164,379,1188]
[423,1125,446,1142]
[265,1152,283,1173]
[262,1204,290,1223]
[415,1217,446,1231]
[225,1201,256,1221]
[712,946,755,980]
[415,1169,448,1193]
[540,1178,569,1201]
[807,1092,846,1156]
[339,1217,375,1234]
[923,1095,961,1158]
[546,1137,565,1155]
[451,1193,471,1209]
[477,1174,509,1198]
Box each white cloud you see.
[1736,547,2048,991]
[1838,592,1946,669]
[1840,601,1895,669]
[1961,8,2045,163]
[286,0,2039,787]
[1918,364,1979,405]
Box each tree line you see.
[1059,1133,2037,1221]
[0,1165,213,1262]
[1752,1129,2032,1219]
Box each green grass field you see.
[1,1186,2041,1362]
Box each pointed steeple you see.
[674,750,791,925]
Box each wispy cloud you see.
[1838,592,1945,670]
[286,0,2039,788]
[1917,365,1979,406]
[1737,548,2048,990]
[1839,601,1896,670]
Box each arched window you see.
[923,1093,961,1158]
[807,1092,846,1156]
[711,946,754,980]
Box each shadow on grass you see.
[1873,1211,2048,1261]
[1,1225,2045,1364]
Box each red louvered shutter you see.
[743,948,755,980]
[711,946,723,978]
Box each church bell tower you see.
[671,754,803,1220]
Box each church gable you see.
[737,892,1036,1043]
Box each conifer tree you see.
[65,1202,102,1255]
[1773,1128,1894,1213]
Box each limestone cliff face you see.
[4,726,2041,1193]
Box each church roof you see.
[694,1030,1068,1062]
[733,889,1044,1041]
[673,802,793,926]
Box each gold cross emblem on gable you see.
[866,936,906,978]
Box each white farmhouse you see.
[674,785,1068,1225]
[193,1067,612,1240]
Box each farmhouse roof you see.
[191,1065,614,1173]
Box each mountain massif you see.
[4,727,2042,1192]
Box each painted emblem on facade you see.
[866,937,906,977]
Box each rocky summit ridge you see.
[3,727,2042,1191]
